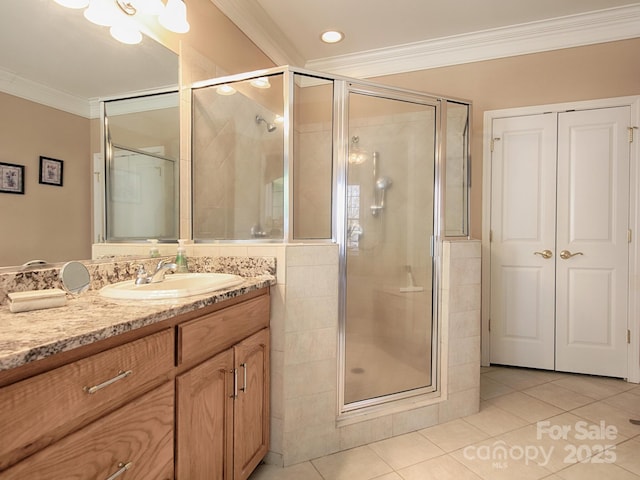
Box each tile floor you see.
[249,366,640,480]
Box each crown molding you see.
[211,0,306,67]
[215,2,640,79]
[0,68,91,118]
[308,4,640,78]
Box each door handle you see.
[560,250,584,260]
[533,249,553,259]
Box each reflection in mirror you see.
[105,92,180,241]
[0,1,178,268]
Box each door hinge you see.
[489,230,493,242]
[490,137,501,152]
[629,229,633,243]
[628,329,631,344]
[629,126,638,143]
[488,318,491,332]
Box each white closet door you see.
[555,107,630,377]
[490,114,557,369]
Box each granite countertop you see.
[0,256,276,373]
[0,275,274,373]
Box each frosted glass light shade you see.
[130,0,164,15]
[84,0,120,26]
[159,0,190,33]
[54,0,90,8]
[110,24,143,44]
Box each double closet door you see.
[490,106,630,378]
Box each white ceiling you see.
[1,0,639,118]
[213,0,640,78]
[0,0,178,118]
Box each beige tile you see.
[248,461,323,480]
[311,446,393,480]
[420,418,490,452]
[448,336,481,366]
[449,310,481,339]
[462,404,529,436]
[369,474,403,480]
[523,382,596,411]
[449,363,481,393]
[613,437,640,475]
[604,392,640,417]
[555,460,639,480]
[572,400,640,439]
[391,403,439,436]
[481,376,515,400]
[551,375,635,401]
[283,390,335,432]
[283,423,339,466]
[500,422,579,473]
[339,416,393,451]
[451,437,552,480]
[284,327,337,365]
[285,295,338,332]
[484,368,561,391]
[368,432,444,470]
[438,388,480,423]
[487,392,564,423]
[397,455,482,480]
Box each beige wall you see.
[376,38,640,238]
[0,92,91,266]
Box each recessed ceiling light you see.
[216,84,236,96]
[321,30,344,44]
[250,77,271,89]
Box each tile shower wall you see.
[91,240,480,466]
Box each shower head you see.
[255,114,276,133]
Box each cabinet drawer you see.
[178,294,269,367]
[1,381,174,480]
[0,328,173,470]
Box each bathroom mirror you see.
[0,1,179,267]
[60,261,91,294]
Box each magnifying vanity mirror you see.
[0,0,179,268]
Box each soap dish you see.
[8,288,68,313]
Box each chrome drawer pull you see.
[84,370,133,394]
[105,462,132,480]
[240,363,247,393]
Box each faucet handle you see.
[134,264,150,285]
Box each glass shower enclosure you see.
[190,67,470,415]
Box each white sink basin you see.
[99,273,245,300]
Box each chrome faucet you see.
[135,260,178,285]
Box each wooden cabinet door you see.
[233,329,270,480]
[176,349,234,480]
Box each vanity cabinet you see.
[176,295,270,480]
[0,287,270,480]
[2,382,175,480]
[0,328,174,471]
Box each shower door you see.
[341,87,438,411]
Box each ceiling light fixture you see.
[250,77,271,89]
[54,0,90,8]
[321,30,344,44]
[55,0,190,45]
[216,84,237,96]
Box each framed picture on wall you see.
[39,156,64,187]
[0,162,25,194]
